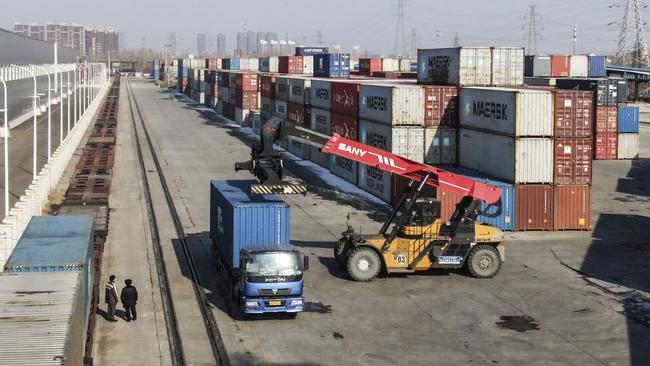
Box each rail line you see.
[125,78,229,366]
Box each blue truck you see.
[210,180,308,316]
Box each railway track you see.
[125,78,229,366]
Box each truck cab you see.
[238,245,309,314]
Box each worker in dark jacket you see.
[120,279,139,321]
[105,275,118,322]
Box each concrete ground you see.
[117,79,650,366]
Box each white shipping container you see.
[199,92,205,105]
[424,127,457,165]
[310,108,331,135]
[569,55,589,77]
[382,58,400,72]
[399,59,413,72]
[235,107,251,126]
[418,47,492,86]
[310,79,331,110]
[458,128,553,183]
[460,87,553,137]
[303,56,314,76]
[359,84,424,126]
[330,155,358,184]
[261,97,275,118]
[239,57,260,71]
[617,133,640,159]
[288,78,311,105]
[220,86,230,103]
[310,146,329,168]
[275,77,291,101]
[287,138,311,159]
[259,57,279,72]
[274,100,288,118]
[491,47,524,86]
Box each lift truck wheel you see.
[334,240,348,268]
[467,244,502,279]
[346,247,381,282]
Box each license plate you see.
[268,300,282,306]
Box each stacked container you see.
[216,71,260,123]
[423,86,459,165]
[313,54,351,78]
[279,56,304,74]
[617,106,640,159]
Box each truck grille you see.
[258,288,291,296]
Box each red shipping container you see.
[553,138,592,184]
[235,73,258,92]
[392,175,438,208]
[424,86,459,127]
[595,106,617,133]
[287,103,310,127]
[515,185,553,231]
[594,133,617,160]
[234,91,259,109]
[359,58,382,75]
[553,185,592,230]
[279,56,304,74]
[330,112,359,141]
[553,90,593,137]
[437,188,465,222]
[551,55,570,77]
[207,59,219,70]
[259,74,276,98]
[330,81,360,117]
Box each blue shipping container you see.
[588,55,607,77]
[314,54,351,78]
[210,180,291,270]
[618,106,640,133]
[442,167,516,231]
[295,47,329,56]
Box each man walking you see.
[120,279,139,321]
[105,275,118,322]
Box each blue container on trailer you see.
[442,167,516,231]
[617,106,640,133]
[588,55,607,77]
[210,180,291,270]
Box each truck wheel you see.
[346,247,381,282]
[334,240,348,267]
[467,245,501,279]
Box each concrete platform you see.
[111,79,650,366]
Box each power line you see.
[615,0,650,67]
[525,5,543,54]
[393,0,407,57]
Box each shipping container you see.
[234,107,251,126]
[555,78,618,106]
[391,174,438,208]
[220,86,230,103]
[618,106,640,133]
[314,54,351,78]
[0,272,87,366]
[515,184,553,231]
[275,77,291,101]
[617,133,640,159]
[303,56,314,76]
[424,127,457,165]
[360,119,425,162]
[595,106,618,133]
[552,184,592,230]
[288,78,311,105]
[382,58,400,72]
[359,84,425,126]
[331,81,360,117]
[616,79,628,103]
[491,47,524,86]
[417,47,492,86]
[331,112,359,140]
[553,138,592,184]
[423,86,458,127]
[553,90,593,138]
[588,55,607,77]
[274,100,288,119]
[551,55,570,77]
[310,79,331,110]
[233,90,259,109]
[330,154,358,185]
[310,108,331,134]
[460,87,553,137]
[459,128,553,183]
[261,97,275,119]
[235,72,258,92]
[260,74,276,99]
[310,146,329,168]
[524,55,551,77]
[569,55,589,77]
[279,56,304,74]
[259,56,279,73]
[399,59,413,72]
[295,46,329,56]
[594,132,618,160]
[209,180,290,270]
[524,77,556,86]
[252,111,262,136]
[288,103,311,127]
[239,57,259,71]
[287,138,311,159]
[359,58,383,75]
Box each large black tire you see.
[334,240,348,267]
[346,247,381,282]
[467,244,502,279]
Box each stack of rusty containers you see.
[57,76,120,362]
[275,75,314,160]
[216,70,260,125]
[204,59,219,108]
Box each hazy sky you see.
[2,0,628,55]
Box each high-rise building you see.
[197,33,206,56]
[167,33,177,57]
[236,32,247,55]
[246,30,256,55]
[217,33,226,56]
[14,22,117,60]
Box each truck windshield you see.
[245,252,302,277]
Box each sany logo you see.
[337,143,406,171]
